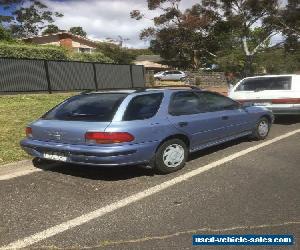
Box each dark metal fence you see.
[0,57,145,93]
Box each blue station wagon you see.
[21,86,274,174]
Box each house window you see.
[78,47,92,53]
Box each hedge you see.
[69,52,114,63]
[0,42,115,63]
[0,42,68,60]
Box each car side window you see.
[169,91,207,116]
[123,93,163,121]
[198,92,240,112]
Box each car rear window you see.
[236,76,292,91]
[42,93,128,122]
[123,93,163,121]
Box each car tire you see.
[153,139,188,174]
[180,77,186,82]
[155,77,161,81]
[251,117,270,140]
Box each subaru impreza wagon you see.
[21,87,274,174]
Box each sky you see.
[1,0,285,48]
[42,0,200,48]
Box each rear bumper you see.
[20,139,159,166]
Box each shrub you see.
[69,52,114,63]
[0,42,68,60]
[96,42,136,64]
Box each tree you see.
[0,0,63,38]
[131,0,224,69]
[276,0,300,52]
[96,42,136,64]
[0,25,13,41]
[131,0,293,75]
[69,26,87,37]
[42,24,60,35]
[197,0,284,76]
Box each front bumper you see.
[20,139,159,166]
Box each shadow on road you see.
[32,158,155,181]
[32,137,250,181]
[274,115,300,125]
[189,137,249,161]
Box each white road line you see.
[0,162,58,181]
[1,128,300,249]
[0,168,42,181]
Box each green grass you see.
[0,93,76,165]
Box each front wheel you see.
[251,117,270,140]
[153,139,188,174]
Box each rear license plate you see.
[43,152,68,162]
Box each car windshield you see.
[42,93,128,122]
[236,76,292,91]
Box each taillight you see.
[85,132,134,144]
[26,127,32,138]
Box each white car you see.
[154,70,186,81]
[229,75,300,115]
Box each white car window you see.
[236,77,292,91]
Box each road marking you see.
[0,168,42,181]
[84,221,300,248]
[0,162,57,181]
[1,128,300,249]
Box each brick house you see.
[22,31,98,53]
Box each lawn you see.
[0,93,76,165]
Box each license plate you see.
[43,152,68,162]
[253,102,271,106]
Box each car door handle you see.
[178,122,188,127]
[222,116,229,120]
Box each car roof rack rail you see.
[135,85,201,91]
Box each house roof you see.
[22,31,99,47]
[134,60,169,69]
[135,55,163,63]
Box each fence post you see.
[92,63,98,91]
[142,66,146,87]
[129,64,134,88]
[44,60,52,94]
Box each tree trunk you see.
[244,55,254,77]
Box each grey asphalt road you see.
[0,116,300,250]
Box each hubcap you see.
[258,120,269,137]
[163,144,185,168]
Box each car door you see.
[166,71,175,80]
[167,91,230,150]
[197,92,253,137]
[173,71,184,81]
[162,71,171,80]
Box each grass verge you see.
[0,93,75,165]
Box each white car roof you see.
[243,74,299,80]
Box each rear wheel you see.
[153,139,188,174]
[251,117,270,140]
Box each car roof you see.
[243,74,299,80]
